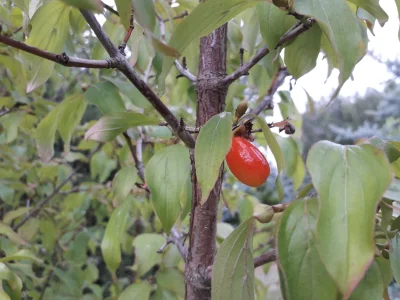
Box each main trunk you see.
[185,25,228,300]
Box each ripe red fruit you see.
[226,137,270,187]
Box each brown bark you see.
[185,25,228,300]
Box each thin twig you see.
[170,228,188,260]
[0,35,115,69]
[80,10,196,149]
[221,19,314,86]
[123,132,145,183]
[163,11,189,22]
[254,249,276,268]
[13,145,102,231]
[101,1,119,16]
[118,7,135,54]
[175,60,197,82]
[250,67,290,116]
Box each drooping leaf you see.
[101,200,131,275]
[307,141,392,297]
[35,104,62,162]
[115,0,132,30]
[158,0,263,94]
[257,1,297,48]
[347,0,388,25]
[284,25,322,79]
[85,112,160,142]
[253,115,284,200]
[58,95,87,154]
[278,198,338,300]
[23,1,71,92]
[133,234,165,276]
[390,232,400,284]
[303,88,315,115]
[348,260,384,300]
[133,0,156,32]
[60,0,103,12]
[145,144,191,233]
[293,0,365,98]
[0,249,42,263]
[212,217,255,300]
[112,166,137,204]
[84,81,126,114]
[119,281,153,300]
[195,112,232,205]
[0,223,26,245]
[365,136,400,163]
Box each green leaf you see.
[85,112,160,142]
[119,281,153,300]
[365,137,400,163]
[278,198,338,300]
[390,232,400,284]
[349,260,384,300]
[145,144,191,233]
[0,263,22,300]
[212,217,255,300]
[253,115,284,200]
[90,151,118,183]
[380,199,393,232]
[195,112,232,205]
[395,0,400,40]
[61,0,103,12]
[133,0,156,32]
[102,76,151,109]
[112,166,137,204]
[133,234,165,276]
[35,104,62,162]
[293,0,365,97]
[115,0,132,30]
[3,208,29,225]
[58,95,87,154]
[158,0,263,94]
[101,200,131,275]
[156,268,185,298]
[84,81,126,114]
[284,25,322,79]
[23,1,71,92]
[0,249,42,263]
[277,136,305,190]
[375,256,392,288]
[383,178,400,202]
[306,141,392,297]
[257,2,296,48]
[0,223,26,245]
[347,0,388,25]
[303,88,315,115]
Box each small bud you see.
[235,100,248,119]
[81,83,89,92]
[254,204,275,224]
[284,123,296,135]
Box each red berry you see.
[226,137,270,187]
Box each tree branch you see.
[80,10,196,149]
[221,19,315,86]
[13,144,102,231]
[123,132,145,183]
[101,1,119,16]
[0,34,115,69]
[250,67,289,116]
[254,249,276,268]
[175,60,197,82]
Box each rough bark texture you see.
[185,25,228,300]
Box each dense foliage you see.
[1,0,400,300]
